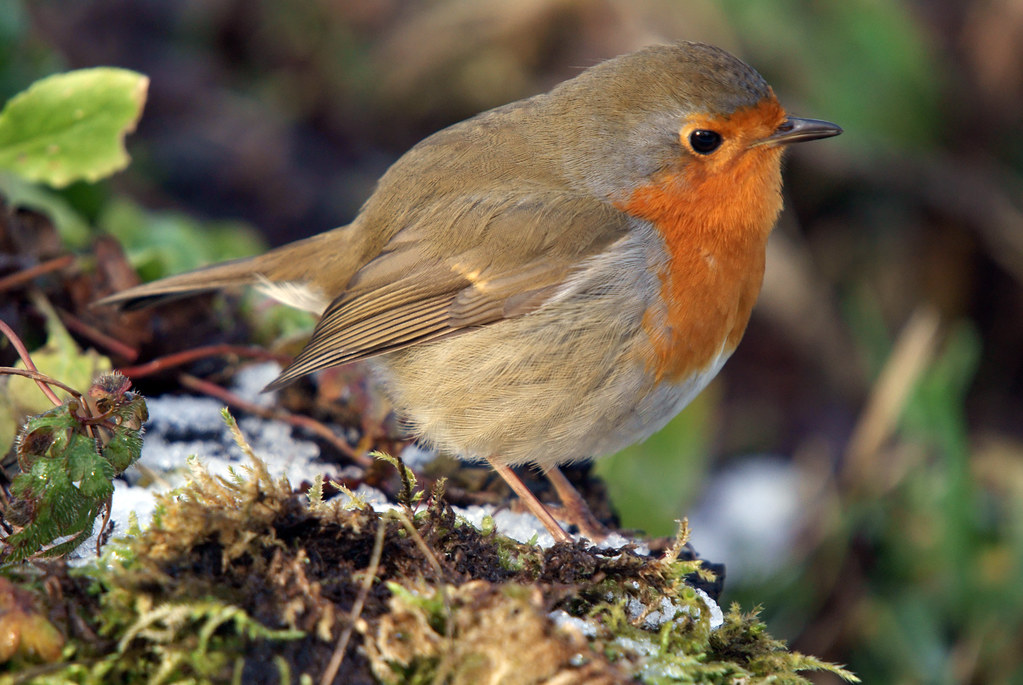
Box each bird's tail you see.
[93,255,264,311]
[94,226,357,312]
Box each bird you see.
[98,40,841,543]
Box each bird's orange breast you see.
[615,99,787,382]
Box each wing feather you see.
[268,192,633,388]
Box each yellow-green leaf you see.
[0,67,148,187]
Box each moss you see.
[366,580,623,684]
[0,412,858,683]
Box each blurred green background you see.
[2,1,1022,683]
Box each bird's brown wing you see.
[266,192,632,389]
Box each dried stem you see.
[0,318,62,405]
[56,308,138,360]
[0,367,82,400]
[178,373,371,467]
[320,517,386,685]
[0,255,75,294]
[117,344,290,378]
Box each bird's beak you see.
[755,117,843,147]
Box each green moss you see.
[0,413,858,683]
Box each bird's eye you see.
[689,129,723,154]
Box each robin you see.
[99,41,841,543]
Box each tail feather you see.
[94,256,260,310]
[96,225,360,312]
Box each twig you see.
[0,319,62,405]
[320,517,386,685]
[56,308,138,360]
[177,373,371,467]
[388,509,454,685]
[0,255,75,293]
[841,306,941,489]
[391,508,444,577]
[117,344,290,378]
[96,497,113,557]
[0,368,82,400]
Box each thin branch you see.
[391,508,444,578]
[0,255,75,294]
[0,367,82,400]
[117,345,290,379]
[177,373,371,468]
[320,517,386,685]
[841,306,941,490]
[56,308,138,360]
[0,319,62,405]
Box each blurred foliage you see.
[0,0,1020,682]
[0,577,65,663]
[0,171,91,247]
[0,3,61,100]
[721,1,945,148]
[596,384,719,538]
[97,197,264,283]
[728,320,1023,685]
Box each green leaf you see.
[0,171,92,246]
[0,67,148,187]
[4,375,144,563]
[15,409,64,471]
[5,452,101,562]
[78,464,116,501]
[65,432,104,480]
[102,427,144,473]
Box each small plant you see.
[0,320,147,563]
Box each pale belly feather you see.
[375,218,736,470]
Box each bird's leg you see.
[545,466,609,541]
[487,459,572,544]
